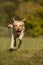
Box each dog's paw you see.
[9,47,17,52]
[9,48,14,52]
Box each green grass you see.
[0,37,43,65]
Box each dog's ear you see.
[13,17,15,22]
[12,17,16,24]
[22,18,26,22]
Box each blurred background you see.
[0,0,43,37]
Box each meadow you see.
[0,0,43,65]
[0,36,43,65]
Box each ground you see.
[0,36,43,65]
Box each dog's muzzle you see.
[16,29,21,34]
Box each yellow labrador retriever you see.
[8,18,25,50]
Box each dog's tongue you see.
[16,31,21,34]
[16,30,21,35]
[17,31,21,34]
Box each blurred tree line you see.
[0,0,43,36]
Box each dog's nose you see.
[17,29,20,31]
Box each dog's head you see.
[8,18,25,34]
[13,18,25,34]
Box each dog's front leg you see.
[10,34,14,49]
[18,30,24,40]
[18,30,24,49]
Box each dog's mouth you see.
[16,30,21,34]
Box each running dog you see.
[8,18,25,50]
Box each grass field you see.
[0,36,43,65]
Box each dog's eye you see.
[20,25,23,26]
[16,25,17,26]
[14,25,17,26]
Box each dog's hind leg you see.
[14,38,16,47]
[18,40,22,49]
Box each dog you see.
[8,18,25,50]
